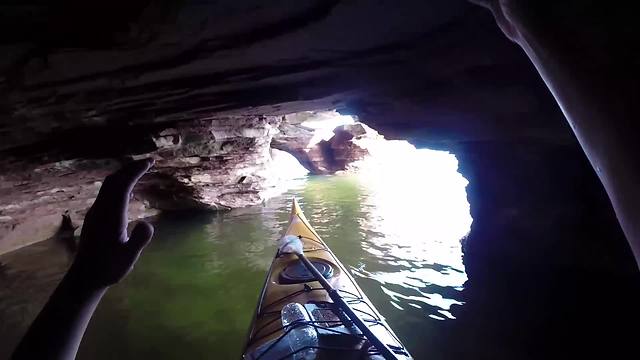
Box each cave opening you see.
[269,110,473,321]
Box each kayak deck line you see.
[242,198,412,359]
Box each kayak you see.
[242,199,412,359]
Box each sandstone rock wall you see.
[0,115,315,254]
[141,115,284,210]
[0,159,157,255]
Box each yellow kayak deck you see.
[242,199,411,359]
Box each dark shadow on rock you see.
[448,140,640,359]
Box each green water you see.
[0,170,471,359]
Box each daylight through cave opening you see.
[269,110,473,318]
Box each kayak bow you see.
[242,198,412,359]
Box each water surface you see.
[0,168,471,359]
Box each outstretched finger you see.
[92,158,154,219]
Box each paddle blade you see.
[278,235,303,255]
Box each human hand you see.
[69,159,155,289]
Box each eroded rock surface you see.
[0,114,314,254]
[142,116,284,210]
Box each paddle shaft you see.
[296,253,399,360]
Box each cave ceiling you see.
[0,0,569,157]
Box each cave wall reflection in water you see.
[0,150,472,359]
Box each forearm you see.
[12,270,107,360]
[511,6,640,265]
